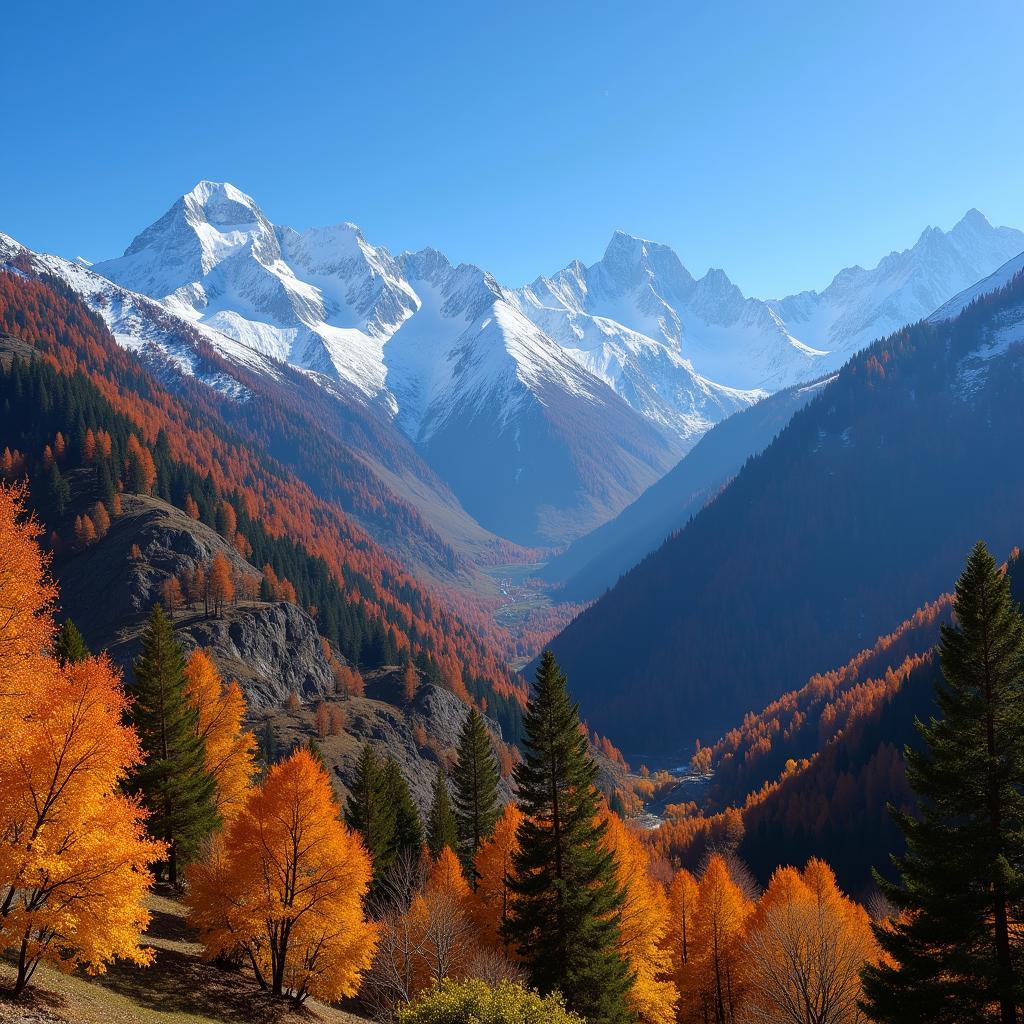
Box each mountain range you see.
[62,181,1024,549]
[543,250,1024,752]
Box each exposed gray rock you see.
[179,603,334,708]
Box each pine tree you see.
[452,706,501,885]
[305,737,327,772]
[344,743,397,888]
[258,719,278,772]
[54,618,90,664]
[862,541,1024,1024]
[128,605,219,887]
[383,757,423,862]
[427,764,457,858]
[506,650,633,1024]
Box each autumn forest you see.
[2,182,1024,1024]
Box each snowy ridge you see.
[928,249,1024,323]
[0,229,289,402]
[95,183,761,451]
[516,211,1024,395]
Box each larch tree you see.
[603,811,678,1024]
[744,859,876,1024]
[472,801,523,950]
[183,649,258,821]
[410,846,475,991]
[128,604,219,886]
[208,552,234,617]
[505,651,633,1024]
[427,764,458,859]
[452,706,501,885]
[186,748,378,1004]
[688,854,752,1024]
[664,866,700,1013]
[0,488,161,996]
[862,540,1024,1024]
[403,659,419,703]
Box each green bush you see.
[397,978,584,1024]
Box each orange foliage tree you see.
[182,649,258,821]
[684,855,753,1024]
[208,552,234,617]
[603,812,677,1024]
[664,867,700,1013]
[0,485,162,995]
[743,859,878,1024]
[0,483,55,707]
[471,802,522,950]
[186,749,377,1005]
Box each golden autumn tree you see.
[186,748,377,1005]
[0,487,162,995]
[603,812,678,1024]
[403,659,419,703]
[664,867,700,1019]
[0,656,164,995]
[743,859,877,1024]
[208,552,234,617]
[472,801,522,950]
[0,483,55,709]
[183,649,258,821]
[687,855,753,1024]
[411,846,475,991]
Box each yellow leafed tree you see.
[686,854,752,1024]
[186,748,377,1005]
[664,867,700,1019]
[183,649,257,820]
[471,801,522,950]
[742,858,878,1024]
[603,811,678,1024]
[0,483,161,996]
[0,483,55,710]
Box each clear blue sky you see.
[3,0,1022,297]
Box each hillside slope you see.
[541,376,832,600]
[0,269,528,738]
[545,262,1024,752]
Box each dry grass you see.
[0,889,366,1024]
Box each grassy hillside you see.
[0,890,364,1024]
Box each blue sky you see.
[3,0,1022,297]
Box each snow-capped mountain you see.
[91,183,760,543]
[517,211,1024,393]
[10,181,1023,548]
[94,181,419,400]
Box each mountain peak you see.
[957,207,990,227]
[181,180,264,227]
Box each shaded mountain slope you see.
[545,263,1024,752]
[541,377,832,600]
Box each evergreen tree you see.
[47,463,70,516]
[383,757,423,861]
[344,743,397,888]
[305,737,327,771]
[506,651,633,1024]
[128,604,219,887]
[452,706,501,885]
[257,718,278,773]
[54,618,90,664]
[426,764,457,858]
[862,541,1024,1024]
